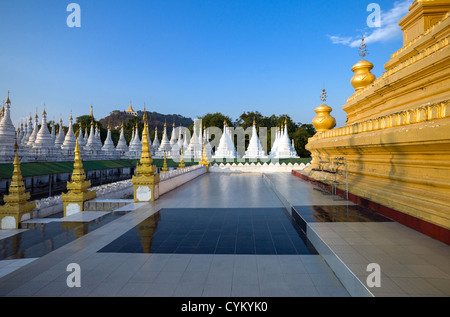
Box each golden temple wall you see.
[302,1,450,242]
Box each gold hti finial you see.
[359,36,368,58]
[351,36,376,92]
[5,90,11,104]
[90,105,93,118]
[320,89,327,103]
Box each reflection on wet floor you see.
[98,207,318,255]
[292,205,393,231]
[0,212,126,260]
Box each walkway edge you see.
[262,173,373,297]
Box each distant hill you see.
[99,110,194,133]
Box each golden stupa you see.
[0,140,36,229]
[61,131,96,217]
[132,118,160,202]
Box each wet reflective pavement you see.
[99,207,317,255]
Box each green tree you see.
[292,123,316,157]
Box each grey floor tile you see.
[202,283,232,297]
[116,282,150,297]
[144,282,176,297]
[173,282,205,297]
[231,283,260,297]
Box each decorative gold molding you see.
[311,99,449,141]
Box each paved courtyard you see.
[0,172,449,297]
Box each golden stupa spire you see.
[0,139,36,228]
[5,90,11,104]
[199,140,210,172]
[90,105,93,118]
[137,120,154,169]
[161,151,169,173]
[61,133,96,216]
[178,148,186,169]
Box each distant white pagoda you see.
[0,92,16,160]
[213,121,237,160]
[115,124,128,153]
[158,121,172,156]
[54,117,65,148]
[243,119,268,159]
[30,107,61,160]
[102,125,118,158]
[61,114,77,154]
[269,120,299,158]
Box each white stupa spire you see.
[22,115,33,146]
[102,125,117,156]
[33,106,54,149]
[115,124,128,153]
[244,119,267,159]
[77,126,86,148]
[169,121,177,147]
[61,113,76,151]
[158,121,172,152]
[152,126,160,150]
[54,117,65,148]
[0,91,16,158]
[213,121,237,159]
[27,112,40,146]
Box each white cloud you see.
[328,0,413,48]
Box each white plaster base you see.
[65,203,81,216]
[1,216,16,229]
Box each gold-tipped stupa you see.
[199,140,210,172]
[0,140,36,229]
[161,151,169,173]
[178,148,186,169]
[61,131,96,217]
[132,120,160,202]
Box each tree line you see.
[68,111,315,158]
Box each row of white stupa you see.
[0,96,298,163]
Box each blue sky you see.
[0,0,413,128]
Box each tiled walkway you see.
[0,173,350,297]
[0,172,449,297]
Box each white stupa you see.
[269,121,299,158]
[76,126,86,148]
[115,124,128,153]
[243,120,268,159]
[60,114,77,153]
[30,106,61,160]
[127,124,142,158]
[54,117,65,148]
[169,122,178,147]
[158,122,172,155]
[21,116,32,146]
[152,126,160,152]
[27,113,40,147]
[0,92,16,161]
[102,125,118,157]
[213,121,237,160]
